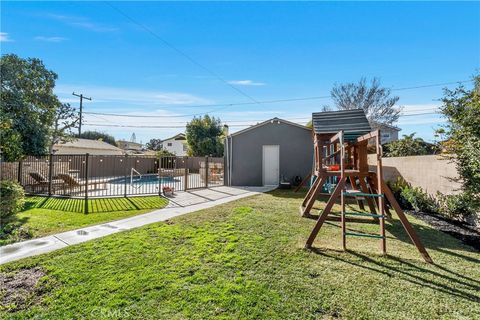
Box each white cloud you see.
[55,84,212,106]
[228,80,266,86]
[0,32,13,42]
[48,14,118,32]
[35,36,68,42]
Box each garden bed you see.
[408,210,480,251]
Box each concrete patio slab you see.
[0,186,274,265]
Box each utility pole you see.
[72,92,92,135]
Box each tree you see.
[383,133,436,157]
[1,54,61,159]
[49,102,78,153]
[0,120,22,161]
[185,115,224,157]
[146,138,163,151]
[331,77,402,126]
[75,131,117,146]
[439,75,480,206]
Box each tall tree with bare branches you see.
[331,77,402,127]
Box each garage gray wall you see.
[226,121,313,186]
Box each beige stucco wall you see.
[368,154,461,196]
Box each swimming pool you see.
[108,175,176,185]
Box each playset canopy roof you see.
[312,109,371,141]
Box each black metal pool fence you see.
[0,154,225,200]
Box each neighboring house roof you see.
[229,117,311,137]
[370,122,401,131]
[125,149,157,156]
[117,140,143,150]
[53,138,124,155]
[312,109,371,140]
[163,133,186,141]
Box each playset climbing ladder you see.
[300,110,433,263]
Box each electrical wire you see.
[83,110,443,129]
[82,80,470,119]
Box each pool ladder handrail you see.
[130,168,142,185]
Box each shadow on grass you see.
[23,196,168,214]
[271,189,480,266]
[310,247,480,303]
[270,189,480,249]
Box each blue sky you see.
[1,1,479,143]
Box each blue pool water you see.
[108,175,176,185]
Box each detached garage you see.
[225,118,313,186]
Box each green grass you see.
[1,190,479,319]
[1,196,168,245]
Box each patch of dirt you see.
[408,211,480,251]
[0,267,47,312]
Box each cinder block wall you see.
[368,154,461,196]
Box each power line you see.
[390,80,472,91]
[104,1,261,105]
[84,111,443,129]
[84,123,253,128]
[86,95,332,111]
[82,96,330,117]
[85,105,230,118]
[84,108,440,122]
[398,111,441,117]
[81,79,470,119]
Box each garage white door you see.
[262,145,280,186]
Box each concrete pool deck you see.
[0,186,274,265]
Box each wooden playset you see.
[300,110,433,263]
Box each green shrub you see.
[0,180,25,223]
[437,192,478,221]
[386,177,438,213]
[383,133,438,157]
[400,186,438,213]
[387,177,412,209]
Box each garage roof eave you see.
[228,118,311,138]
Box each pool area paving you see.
[0,186,274,265]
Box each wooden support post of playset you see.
[376,132,386,255]
[377,174,433,263]
[305,177,345,248]
[294,172,312,193]
[300,176,326,216]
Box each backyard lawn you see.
[0,196,169,245]
[1,190,479,319]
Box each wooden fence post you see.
[205,156,209,188]
[124,154,128,198]
[184,156,188,191]
[17,159,23,186]
[223,154,227,186]
[84,153,89,214]
[158,156,162,196]
[48,153,54,196]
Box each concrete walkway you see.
[0,186,274,265]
